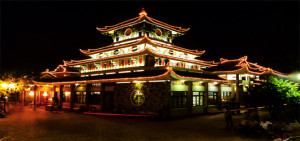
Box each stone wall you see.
[113,82,170,116]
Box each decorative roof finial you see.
[139,8,147,16]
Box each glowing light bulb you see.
[9,84,15,88]
[43,92,48,97]
[1,84,8,88]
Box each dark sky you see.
[1,1,299,75]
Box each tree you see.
[0,72,35,102]
[248,76,300,120]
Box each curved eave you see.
[49,71,80,74]
[208,66,288,77]
[80,35,204,56]
[67,46,215,67]
[67,47,150,66]
[40,72,57,78]
[170,70,227,83]
[96,15,189,34]
[36,68,172,85]
[146,47,215,67]
[259,70,288,77]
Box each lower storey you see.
[25,81,248,119]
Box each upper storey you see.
[96,8,190,43]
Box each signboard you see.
[130,90,145,106]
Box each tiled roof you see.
[37,70,168,83]
[204,56,287,76]
[79,35,204,56]
[96,9,190,33]
[173,71,225,81]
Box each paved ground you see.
[0,106,265,141]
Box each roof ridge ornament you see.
[139,8,147,16]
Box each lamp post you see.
[1,84,8,113]
[33,85,37,111]
[29,85,37,111]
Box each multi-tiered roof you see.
[39,9,286,84]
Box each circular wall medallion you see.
[155,28,162,36]
[125,28,132,36]
[130,90,145,106]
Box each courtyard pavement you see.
[0,106,264,141]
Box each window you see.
[132,46,137,52]
[242,76,246,80]
[90,92,101,105]
[170,91,187,109]
[208,92,217,105]
[92,83,101,87]
[193,91,204,106]
[114,49,119,55]
[75,92,86,104]
[221,91,231,102]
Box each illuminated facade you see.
[31,9,286,118]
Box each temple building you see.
[28,9,286,118]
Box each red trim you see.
[83,112,154,117]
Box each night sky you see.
[1,1,299,75]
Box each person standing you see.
[225,108,233,128]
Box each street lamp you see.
[1,84,8,89]
[1,83,15,113]
[29,85,37,111]
[8,84,15,89]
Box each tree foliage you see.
[265,76,300,103]
[248,76,300,119]
[0,72,35,102]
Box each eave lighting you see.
[106,72,116,75]
[119,71,131,74]
[116,82,131,84]
[149,80,166,83]
[133,81,146,83]
[91,73,103,76]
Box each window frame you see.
[193,91,204,107]
[170,91,187,109]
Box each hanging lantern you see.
[43,92,48,97]
[29,91,34,96]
